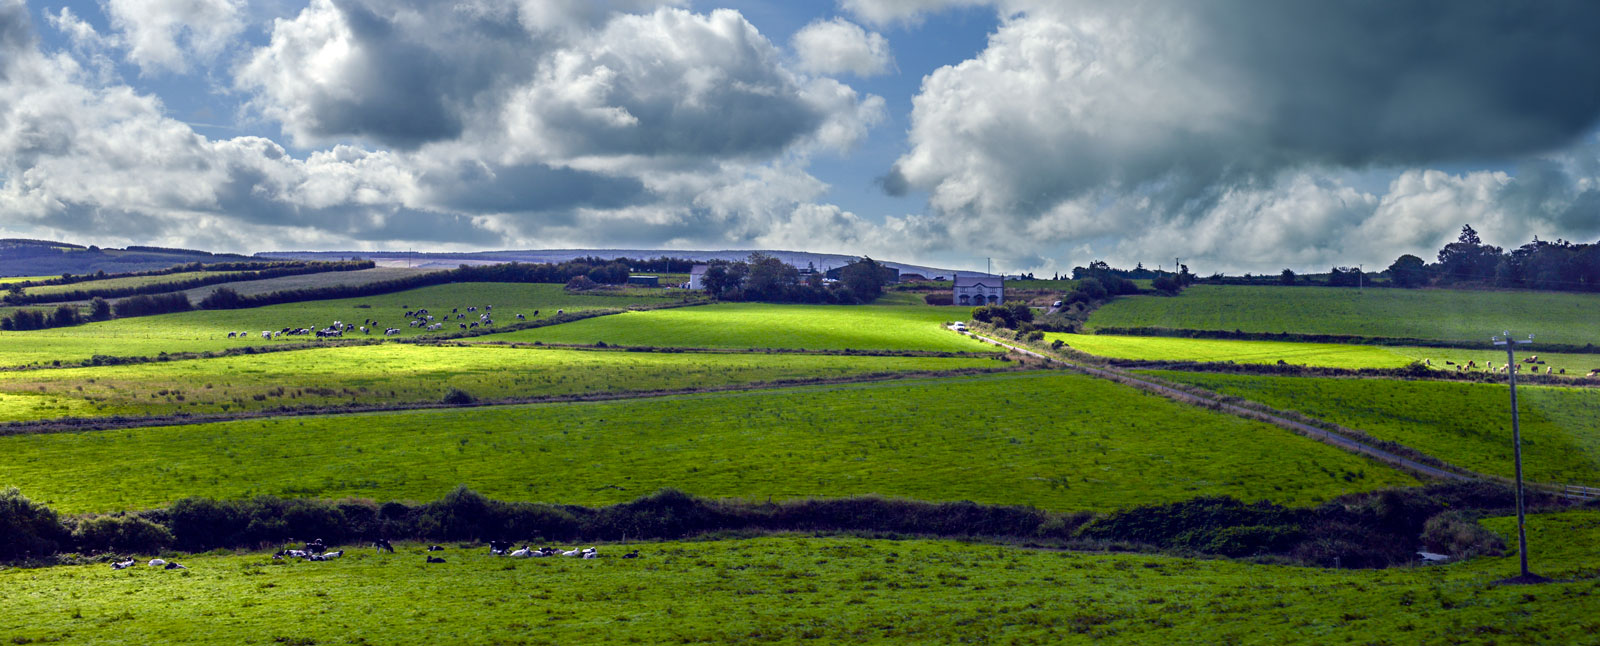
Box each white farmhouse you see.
[688,264,710,290]
[953,273,1004,306]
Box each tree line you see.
[1,260,375,305]
[697,254,887,303]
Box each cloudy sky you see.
[2,0,1599,274]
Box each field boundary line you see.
[967,327,1600,499]
[0,366,1036,437]
[961,327,1476,482]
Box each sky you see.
[2,0,1600,275]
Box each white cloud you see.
[792,18,892,77]
[105,0,245,74]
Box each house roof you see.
[953,274,1003,288]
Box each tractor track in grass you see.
[0,365,1033,437]
[964,327,1600,500]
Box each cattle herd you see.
[220,303,529,340]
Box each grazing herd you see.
[220,303,539,340]
[112,538,634,573]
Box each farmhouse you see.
[953,273,1003,306]
[688,264,709,290]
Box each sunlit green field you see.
[1054,333,1600,376]
[0,372,1413,514]
[21,271,248,296]
[3,512,1595,645]
[1090,285,1600,346]
[0,274,54,285]
[477,302,996,352]
[0,344,1002,421]
[0,283,688,367]
[1147,371,1600,486]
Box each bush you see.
[89,297,112,321]
[0,487,72,562]
[1152,274,1182,296]
[923,293,953,306]
[565,275,598,292]
[113,293,193,318]
[442,388,477,405]
[73,514,174,554]
[1420,511,1506,559]
[49,304,81,327]
[200,286,244,309]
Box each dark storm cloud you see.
[0,0,33,78]
[421,161,650,215]
[894,1,1600,211]
[1202,0,1600,168]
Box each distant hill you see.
[0,240,262,277]
[255,249,973,280]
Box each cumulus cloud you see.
[792,18,892,77]
[883,0,1600,271]
[105,0,245,74]
[1,0,892,257]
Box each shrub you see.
[200,286,244,309]
[0,487,72,562]
[89,297,112,321]
[564,275,598,292]
[49,304,81,327]
[1420,511,1506,559]
[1026,330,1045,341]
[442,388,477,405]
[73,514,174,554]
[113,293,193,318]
[923,293,953,306]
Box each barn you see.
[953,274,1003,306]
[688,264,709,290]
[628,275,660,287]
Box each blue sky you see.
[3,0,1599,274]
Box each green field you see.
[21,270,248,296]
[1090,285,1600,346]
[0,344,1002,421]
[0,283,688,367]
[1054,333,1600,376]
[1147,371,1600,486]
[0,371,1413,514]
[2,511,1595,645]
[476,302,996,352]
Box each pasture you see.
[2,512,1596,645]
[1053,333,1600,376]
[20,270,249,296]
[476,302,997,352]
[0,344,1003,421]
[0,371,1414,514]
[1089,285,1600,346]
[1147,371,1600,487]
[0,283,688,367]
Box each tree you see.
[48,304,79,327]
[1437,224,1501,282]
[1279,268,1296,285]
[744,253,799,300]
[839,257,886,302]
[1386,254,1428,288]
[200,287,244,309]
[89,297,112,321]
[563,275,597,291]
[1152,274,1182,295]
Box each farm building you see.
[953,273,1004,306]
[628,275,660,287]
[688,264,709,290]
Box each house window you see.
[959,294,971,305]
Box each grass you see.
[476,302,997,353]
[1145,371,1600,486]
[1053,333,1600,376]
[0,344,1003,421]
[1089,284,1600,346]
[2,511,1596,644]
[0,371,1414,514]
[20,271,249,296]
[0,283,689,367]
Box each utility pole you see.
[1493,330,1535,580]
[1358,264,1363,293]
[987,257,992,277]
